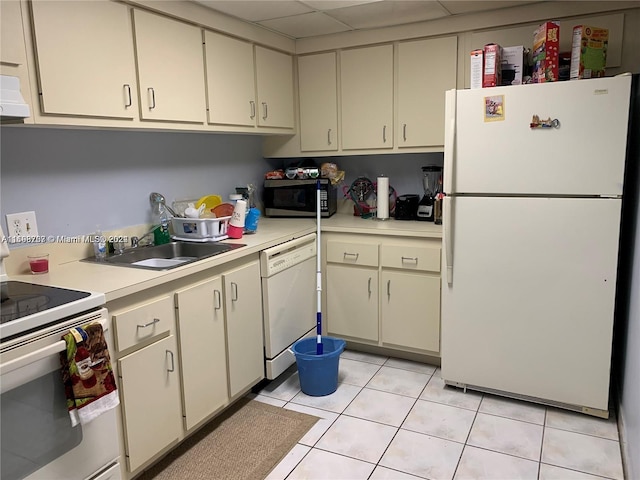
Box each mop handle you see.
[316,179,323,355]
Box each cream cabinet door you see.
[397,37,457,148]
[224,260,264,398]
[30,1,137,118]
[175,277,228,431]
[340,44,393,150]
[381,270,441,352]
[204,31,256,127]
[255,46,294,129]
[133,9,206,123]
[298,52,338,152]
[118,335,182,472]
[326,264,379,342]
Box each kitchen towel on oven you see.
[59,322,119,427]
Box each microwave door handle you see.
[0,318,108,375]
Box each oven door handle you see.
[0,319,108,376]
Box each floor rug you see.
[138,397,318,480]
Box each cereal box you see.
[482,44,502,88]
[470,49,483,89]
[570,25,609,79]
[532,21,560,83]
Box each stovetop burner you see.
[0,281,91,324]
[0,281,104,342]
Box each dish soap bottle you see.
[151,200,171,245]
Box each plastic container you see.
[93,228,107,260]
[291,337,346,396]
[228,199,246,239]
[244,208,260,234]
[171,216,230,241]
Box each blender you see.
[416,166,442,221]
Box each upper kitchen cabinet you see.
[132,9,206,123]
[204,31,256,127]
[397,37,457,148]
[204,34,294,130]
[340,44,393,150]
[29,1,137,119]
[298,52,338,152]
[255,46,295,129]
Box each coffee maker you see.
[416,166,442,221]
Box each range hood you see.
[0,75,30,120]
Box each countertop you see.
[4,214,441,301]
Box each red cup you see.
[28,254,49,274]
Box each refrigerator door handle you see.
[443,89,456,195]
[444,196,453,284]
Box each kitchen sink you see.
[81,241,246,270]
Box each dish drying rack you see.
[171,216,231,242]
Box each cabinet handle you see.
[250,100,256,119]
[148,87,156,110]
[214,289,222,310]
[231,282,238,302]
[403,124,407,142]
[166,350,175,372]
[383,125,387,143]
[124,84,132,107]
[137,318,160,330]
[387,279,391,298]
[328,129,332,145]
[343,252,359,262]
[262,102,268,120]
[401,256,418,264]
[368,277,372,298]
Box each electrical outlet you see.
[6,211,39,239]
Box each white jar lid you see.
[229,194,243,201]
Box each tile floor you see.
[249,349,625,480]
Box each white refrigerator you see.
[440,75,633,418]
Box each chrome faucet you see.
[130,228,156,248]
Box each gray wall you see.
[1,127,269,238]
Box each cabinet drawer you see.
[113,296,174,352]
[327,241,378,267]
[381,244,441,272]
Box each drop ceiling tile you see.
[328,0,449,29]
[259,11,352,38]
[438,1,542,15]
[193,0,313,22]
[301,0,384,11]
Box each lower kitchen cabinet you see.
[326,264,379,342]
[324,233,441,355]
[118,334,182,472]
[224,260,264,398]
[380,270,440,352]
[112,295,182,473]
[326,239,379,341]
[175,277,228,431]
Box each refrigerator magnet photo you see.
[484,95,505,122]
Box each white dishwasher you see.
[260,233,317,379]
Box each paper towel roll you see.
[377,176,389,220]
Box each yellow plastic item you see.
[195,195,222,211]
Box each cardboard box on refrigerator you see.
[500,46,530,85]
[482,43,502,88]
[570,25,609,79]
[532,21,560,83]
[470,49,483,89]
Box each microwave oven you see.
[264,179,337,217]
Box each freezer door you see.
[452,76,631,196]
[441,196,621,411]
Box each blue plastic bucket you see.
[291,337,346,396]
